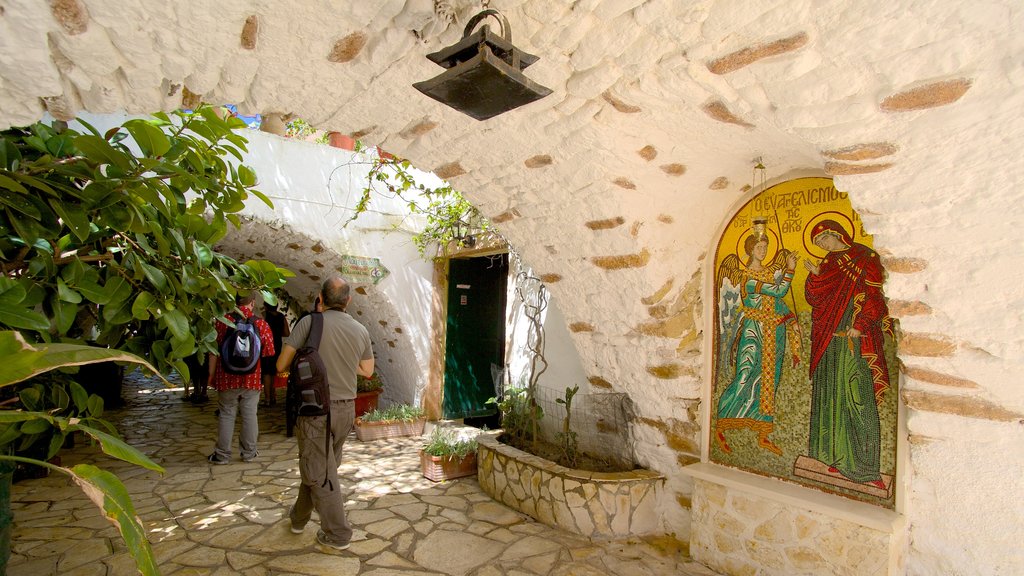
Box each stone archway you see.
[3,4,1024,573]
[213,217,423,407]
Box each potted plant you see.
[354,404,426,441]
[420,426,478,482]
[355,371,384,418]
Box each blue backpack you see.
[220,315,262,374]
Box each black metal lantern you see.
[413,9,552,121]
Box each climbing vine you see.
[343,149,488,259]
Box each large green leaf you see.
[19,417,51,435]
[0,305,51,331]
[0,411,51,424]
[138,261,168,293]
[72,422,162,472]
[0,172,29,194]
[72,135,131,171]
[67,464,160,576]
[193,242,213,267]
[0,187,41,219]
[0,331,163,388]
[57,278,83,303]
[162,308,189,341]
[49,198,92,241]
[75,276,110,305]
[131,291,156,320]
[103,274,133,306]
[0,277,26,305]
[50,294,78,334]
[123,119,171,158]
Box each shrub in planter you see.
[356,372,383,393]
[354,404,425,441]
[420,427,478,482]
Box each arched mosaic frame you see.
[709,177,899,508]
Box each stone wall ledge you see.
[477,432,666,538]
[683,462,902,533]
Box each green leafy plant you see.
[343,153,490,259]
[284,116,328,144]
[0,107,291,377]
[0,106,292,575]
[0,331,164,574]
[356,371,383,393]
[422,426,477,461]
[486,385,542,450]
[359,404,425,423]
[555,385,580,468]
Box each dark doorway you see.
[443,253,508,426]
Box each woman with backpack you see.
[206,293,276,465]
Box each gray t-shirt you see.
[285,310,372,400]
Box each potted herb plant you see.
[355,372,384,418]
[420,426,478,482]
[354,404,426,441]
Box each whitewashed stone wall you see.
[4,2,1024,574]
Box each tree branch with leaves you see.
[0,106,293,575]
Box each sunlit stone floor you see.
[7,370,718,576]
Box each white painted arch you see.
[3,2,1024,574]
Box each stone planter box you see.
[476,432,665,539]
[420,449,478,482]
[354,417,425,441]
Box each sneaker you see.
[207,453,229,465]
[242,451,259,463]
[316,529,350,551]
[290,523,306,534]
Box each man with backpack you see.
[206,293,275,465]
[276,277,373,551]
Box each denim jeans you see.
[213,387,260,461]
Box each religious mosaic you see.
[711,177,899,507]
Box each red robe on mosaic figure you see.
[804,219,893,485]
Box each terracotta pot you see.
[354,417,425,441]
[355,389,382,418]
[420,449,477,482]
[328,132,356,151]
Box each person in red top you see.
[207,293,275,464]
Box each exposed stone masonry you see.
[477,434,664,540]
[327,32,368,64]
[879,78,974,112]
[706,33,811,75]
[691,480,889,576]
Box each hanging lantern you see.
[413,9,552,121]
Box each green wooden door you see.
[443,254,508,420]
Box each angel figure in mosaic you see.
[715,227,800,456]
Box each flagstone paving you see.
[6,370,719,576]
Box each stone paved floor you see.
[7,370,719,576]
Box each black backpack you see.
[285,313,334,489]
[220,315,262,374]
